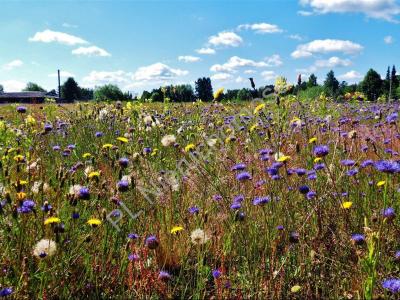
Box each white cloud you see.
[82,70,131,87]
[72,46,111,57]
[288,34,304,41]
[48,71,75,78]
[62,22,78,28]
[291,39,363,58]
[132,63,188,81]
[211,56,278,73]
[244,70,256,74]
[29,29,88,46]
[384,35,394,44]
[210,73,233,81]
[196,47,216,55]
[299,0,400,22]
[208,31,243,47]
[235,76,246,83]
[298,10,314,16]
[1,80,26,92]
[3,59,23,70]
[338,70,363,81]
[261,70,278,81]
[237,23,283,34]
[178,55,201,63]
[314,56,352,68]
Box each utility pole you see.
[58,69,61,101]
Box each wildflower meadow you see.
[0,94,399,299]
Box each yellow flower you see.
[314,157,322,163]
[377,180,386,187]
[151,149,158,156]
[82,153,92,159]
[341,201,353,209]
[214,88,224,100]
[225,128,232,134]
[16,192,27,201]
[13,155,25,162]
[254,103,265,114]
[7,148,16,154]
[250,124,258,132]
[185,144,195,152]
[87,218,102,227]
[291,285,301,293]
[0,121,5,130]
[290,117,301,124]
[88,171,100,179]
[102,143,114,149]
[277,155,290,163]
[117,137,128,143]
[170,226,184,234]
[309,137,317,144]
[25,115,36,126]
[44,217,61,225]
[18,180,28,186]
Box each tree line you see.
[0,66,398,102]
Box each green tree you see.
[0,84,3,93]
[80,87,94,101]
[195,77,213,101]
[360,69,382,101]
[150,88,164,102]
[94,84,124,101]
[23,82,46,92]
[237,88,252,101]
[307,74,318,88]
[392,65,399,91]
[323,70,339,98]
[61,77,81,101]
[141,90,151,102]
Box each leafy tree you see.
[175,84,195,102]
[23,82,46,92]
[307,74,318,88]
[195,77,213,101]
[80,87,94,101]
[61,77,81,101]
[150,88,164,102]
[360,69,382,101]
[237,88,252,101]
[298,86,324,101]
[225,89,240,101]
[94,84,124,101]
[323,71,339,97]
[392,65,399,91]
[141,90,151,102]
[0,84,3,93]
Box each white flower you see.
[121,175,132,185]
[33,239,57,258]
[207,139,218,147]
[69,184,82,197]
[26,159,40,173]
[161,135,176,147]
[274,152,285,161]
[84,166,93,177]
[98,109,109,121]
[31,181,42,194]
[190,228,210,245]
[143,115,153,125]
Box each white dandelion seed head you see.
[161,134,176,147]
[190,228,210,245]
[33,239,57,258]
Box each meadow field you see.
[0,98,399,299]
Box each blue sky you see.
[0,0,399,93]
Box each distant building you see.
[0,91,59,103]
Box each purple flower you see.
[313,145,329,157]
[212,269,222,279]
[314,163,325,170]
[128,233,139,240]
[295,168,307,176]
[158,271,171,281]
[78,187,90,200]
[118,157,129,168]
[299,185,310,194]
[266,167,278,176]
[341,159,356,167]
[128,253,140,261]
[117,180,129,192]
[382,278,400,293]
[17,106,27,113]
[0,287,13,297]
[234,194,244,202]
[276,225,284,230]
[306,191,317,200]
[236,171,252,181]
[346,168,359,176]
[213,194,222,201]
[382,207,396,220]
[188,206,199,214]
[44,123,53,132]
[351,233,365,245]
[289,231,299,243]
[374,160,400,174]
[95,131,103,137]
[41,203,52,212]
[361,160,374,168]
[72,212,80,219]
[231,163,246,171]
[230,202,241,210]
[18,199,35,214]
[253,196,270,206]
[145,235,159,249]
[386,112,398,124]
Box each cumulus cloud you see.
[1,80,26,92]
[82,70,131,87]
[237,22,283,34]
[48,71,75,78]
[244,70,256,74]
[132,63,188,81]
[196,47,216,55]
[208,31,243,47]
[210,73,233,81]
[178,55,201,63]
[210,55,281,73]
[3,59,23,70]
[291,39,363,58]
[288,34,304,41]
[299,0,400,22]
[72,46,111,57]
[314,56,352,68]
[29,29,88,45]
[338,70,363,81]
[261,70,278,81]
[384,35,394,44]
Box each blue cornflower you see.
[341,159,356,167]
[351,233,365,245]
[118,157,129,168]
[188,206,199,214]
[230,202,241,210]
[374,160,400,174]
[117,180,129,192]
[299,185,310,194]
[313,145,329,157]
[158,270,171,281]
[145,235,159,249]
[78,187,90,200]
[236,171,252,181]
[346,168,359,176]
[0,287,13,297]
[382,207,396,220]
[212,269,222,279]
[128,233,139,240]
[253,196,270,206]
[128,253,140,261]
[382,278,400,293]
[231,163,246,171]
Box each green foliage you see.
[298,86,324,101]
[23,82,46,92]
[323,70,339,98]
[61,77,81,101]
[237,88,252,101]
[0,84,3,93]
[307,74,318,88]
[360,69,382,101]
[94,84,125,101]
[195,77,213,101]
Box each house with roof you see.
[0,91,59,103]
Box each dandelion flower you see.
[117,137,128,143]
[102,143,114,149]
[184,143,195,152]
[190,228,210,245]
[33,239,57,258]
[309,137,317,144]
[170,226,184,234]
[377,180,386,187]
[341,202,353,209]
[254,103,265,114]
[87,218,102,227]
[44,217,61,225]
